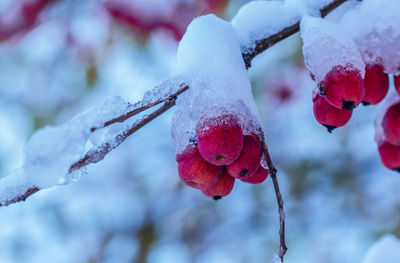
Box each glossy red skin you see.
[240,166,269,184]
[227,134,262,178]
[312,93,352,132]
[363,64,389,105]
[320,65,365,110]
[176,144,223,190]
[382,103,400,146]
[201,170,235,199]
[196,114,244,166]
[395,75,400,95]
[378,141,400,171]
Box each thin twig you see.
[242,0,349,68]
[70,96,179,173]
[91,83,189,132]
[258,130,287,262]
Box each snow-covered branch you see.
[0,0,349,209]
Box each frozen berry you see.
[382,102,400,146]
[227,134,262,178]
[320,65,365,110]
[176,144,222,189]
[240,166,269,184]
[313,93,352,132]
[362,64,389,105]
[201,170,235,200]
[395,75,400,95]
[196,113,244,166]
[378,141,400,172]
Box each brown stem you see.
[70,96,180,173]
[91,83,189,132]
[1,0,348,211]
[242,0,350,68]
[258,131,287,262]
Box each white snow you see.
[300,15,365,84]
[0,168,33,206]
[172,14,261,153]
[340,0,400,74]
[231,1,302,49]
[363,235,400,263]
[374,89,400,145]
[23,96,131,188]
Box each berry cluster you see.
[313,63,389,132]
[176,113,268,200]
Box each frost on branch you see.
[23,96,131,188]
[362,235,400,263]
[340,0,400,75]
[231,1,301,49]
[171,14,261,154]
[300,15,365,84]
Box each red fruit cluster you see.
[176,113,268,200]
[313,64,389,132]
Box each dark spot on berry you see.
[214,155,225,162]
[239,169,249,177]
[319,84,326,96]
[342,100,355,111]
[213,196,222,201]
[362,101,370,106]
[189,137,197,145]
[323,125,336,133]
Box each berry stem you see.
[259,130,287,262]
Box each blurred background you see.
[0,0,399,262]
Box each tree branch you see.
[1,0,349,226]
[242,0,349,68]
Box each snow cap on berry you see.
[300,16,365,84]
[172,14,262,154]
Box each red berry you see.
[362,64,389,105]
[227,134,262,178]
[320,65,365,110]
[201,170,235,200]
[312,93,352,132]
[176,144,223,189]
[196,114,244,166]
[240,166,269,184]
[395,75,400,95]
[378,141,400,172]
[382,103,400,146]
